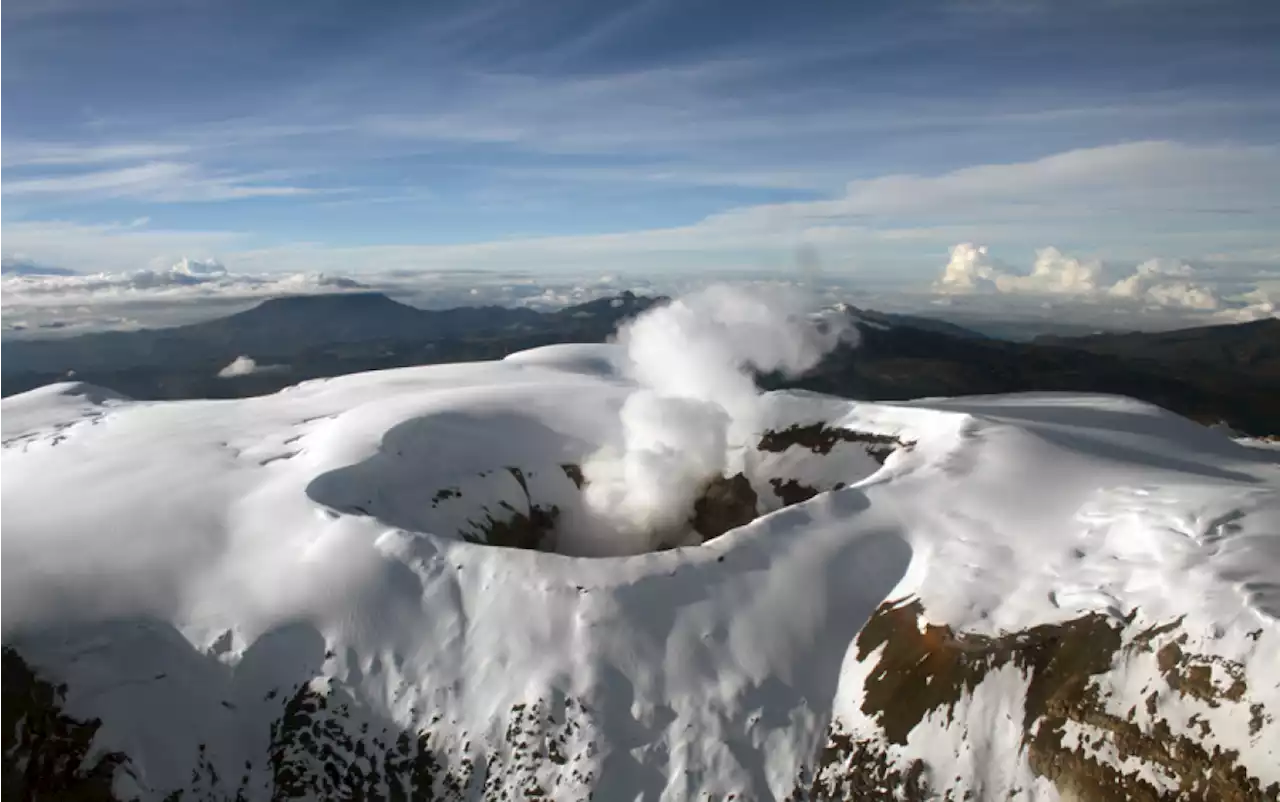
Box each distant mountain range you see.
[0,292,662,398]
[775,316,1279,436]
[1036,319,1280,370]
[2,292,544,374]
[3,291,1277,435]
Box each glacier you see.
[2,342,1278,800]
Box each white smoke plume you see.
[572,284,851,555]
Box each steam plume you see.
[573,284,851,555]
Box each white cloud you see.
[216,355,290,379]
[322,140,1277,272]
[936,243,1001,292]
[348,60,1280,164]
[710,141,1280,234]
[2,142,1277,283]
[932,243,1259,317]
[1145,282,1219,311]
[2,161,320,202]
[1,256,77,276]
[217,356,260,378]
[935,244,1105,297]
[490,163,837,191]
[1213,288,1277,322]
[0,257,870,337]
[1108,259,1219,310]
[170,257,228,278]
[0,258,370,311]
[0,220,246,274]
[995,247,1103,295]
[1,142,193,167]
[0,263,647,335]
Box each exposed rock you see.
[266,682,476,800]
[1156,636,1247,706]
[462,466,560,551]
[3,647,130,801]
[430,487,461,508]
[690,473,759,542]
[7,597,1276,801]
[465,504,560,551]
[759,423,912,463]
[6,648,599,802]
[263,687,598,801]
[803,598,1279,802]
[770,477,819,507]
[799,728,931,801]
[559,464,585,489]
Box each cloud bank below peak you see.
[0,262,688,337]
[934,243,1277,321]
[1,258,368,305]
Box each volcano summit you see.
[3,291,1278,801]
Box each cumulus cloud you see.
[933,243,1250,315]
[937,245,1103,296]
[1107,259,1219,310]
[218,356,260,378]
[1212,288,1277,323]
[217,356,289,378]
[171,257,228,278]
[997,247,1103,295]
[936,244,1001,292]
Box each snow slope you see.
[3,345,1279,800]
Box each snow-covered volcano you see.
[4,338,1280,798]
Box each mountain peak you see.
[179,292,546,354]
[181,292,435,349]
[250,291,404,309]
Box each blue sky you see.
[3,0,1279,288]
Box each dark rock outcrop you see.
[691,473,759,542]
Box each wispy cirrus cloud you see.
[1,141,193,167]
[0,219,246,273]
[3,161,325,203]
[0,0,1274,342]
[713,141,1280,228]
[4,0,1276,211]
[4,141,1278,278]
